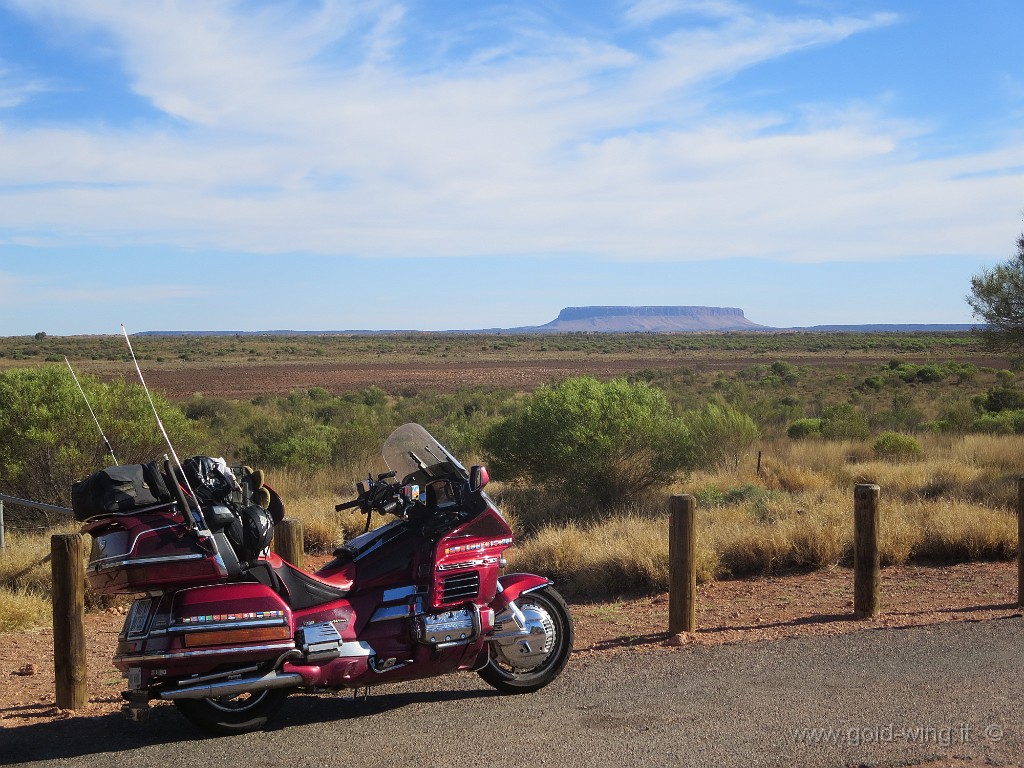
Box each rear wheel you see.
[478,586,573,694]
[174,688,290,735]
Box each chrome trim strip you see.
[176,665,260,686]
[518,580,553,596]
[369,605,411,623]
[92,522,180,565]
[88,552,205,573]
[352,538,385,561]
[115,640,295,664]
[338,641,374,657]
[436,560,484,571]
[382,585,417,602]
[166,618,289,634]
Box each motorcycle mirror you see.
[469,465,490,492]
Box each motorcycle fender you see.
[491,573,552,611]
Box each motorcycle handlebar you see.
[335,478,406,516]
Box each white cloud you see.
[0,0,1018,267]
[624,0,748,25]
[0,268,212,306]
[0,62,49,108]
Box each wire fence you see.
[0,494,74,551]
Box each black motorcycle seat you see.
[248,559,350,610]
[278,559,350,610]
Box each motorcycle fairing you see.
[430,504,512,610]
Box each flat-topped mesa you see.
[538,306,766,332]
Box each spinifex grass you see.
[0,588,50,634]
[507,433,1021,598]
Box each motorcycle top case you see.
[83,507,230,594]
[71,462,172,521]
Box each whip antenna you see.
[120,324,197,503]
[64,356,119,465]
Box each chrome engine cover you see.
[489,600,556,671]
[416,607,477,646]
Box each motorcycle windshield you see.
[382,423,469,485]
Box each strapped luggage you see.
[71,461,172,521]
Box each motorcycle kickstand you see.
[348,686,370,702]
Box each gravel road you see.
[4,617,1021,767]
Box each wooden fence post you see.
[669,494,696,635]
[274,518,304,570]
[1017,477,1024,608]
[853,483,880,620]
[51,533,87,710]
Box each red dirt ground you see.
[113,351,1012,399]
[2,561,1020,728]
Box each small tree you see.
[482,376,694,506]
[967,228,1024,350]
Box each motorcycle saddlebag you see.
[71,462,172,521]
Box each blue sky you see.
[0,0,1022,334]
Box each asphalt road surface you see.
[4,617,1022,767]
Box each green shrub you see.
[694,485,727,507]
[972,409,1024,434]
[0,366,202,506]
[483,376,694,507]
[787,418,822,439]
[980,387,1024,413]
[819,403,871,440]
[873,432,924,461]
[687,403,759,470]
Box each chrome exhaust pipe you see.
[160,671,304,701]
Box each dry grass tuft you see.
[906,500,1018,562]
[261,464,370,505]
[0,524,79,597]
[0,588,51,634]
[282,495,371,553]
[506,514,719,598]
[508,433,1024,598]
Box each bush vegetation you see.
[0,367,201,506]
[482,377,694,506]
[3,332,1024,628]
[872,432,924,461]
[506,434,1020,597]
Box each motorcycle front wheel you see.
[174,688,290,735]
[478,586,573,694]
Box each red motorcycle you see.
[78,423,573,734]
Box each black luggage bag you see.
[71,462,172,521]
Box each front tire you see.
[174,688,290,735]
[478,586,573,694]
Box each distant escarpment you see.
[529,306,768,333]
